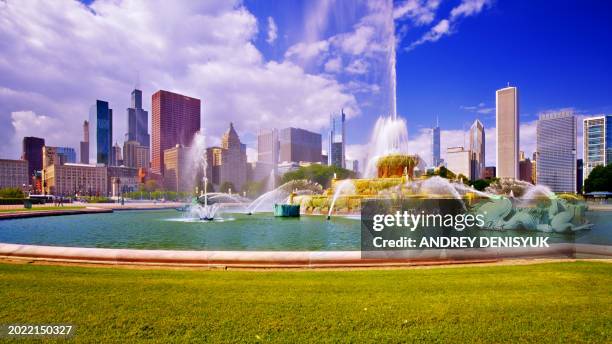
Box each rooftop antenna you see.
[436,114,439,128]
[135,70,141,90]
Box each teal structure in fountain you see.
[274,192,300,217]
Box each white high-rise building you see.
[446,146,472,180]
[536,112,576,193]
[496,86,519,179]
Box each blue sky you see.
[1,0,611,166]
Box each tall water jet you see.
[327,179,356,220]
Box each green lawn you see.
[0,206,85,213]
[0,262,610,343]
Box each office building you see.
[220,123,248,191]
[89,100,113,165]
[206,146,223,186]
[0,159,28,189]
[537,112,576,193]
[126,89,150,147]
[22,136,45,178]
[519,158,533,184]
[496,86,519,179]
[205,123,248,192]
[532,152,538,185]
[328,110,346,168]
[112,143,122,166]
[469,119,485,180]
[577,159,583,193]
[151,90,201,175]
[484,166,496,179]
[124,140,150,170]
[42,146,76,167]
[446,147,472,180]
[43,163,107,196]
[279,127,322,163]
[107,166,139,197]
[256,128,279,182]
[583,115,611,183]
[346,159,359,174]
[163,145,190,193]
[432,122,441,167]
[80,120,89,164]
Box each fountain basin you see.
[274,204,300,217]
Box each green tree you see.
[584,164,612,193]
[0,187,24,199]
[142,179,160,192]
[470,179,491,191]
[281,164,355,188]
[242,180,264,198]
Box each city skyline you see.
[2,1,611,166]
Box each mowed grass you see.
[0,206,85,213]
[0,261,610,343]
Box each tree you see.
[470,179,491,191]
[584,164,612,193]
[0,187,24,198]
[281,164,355,188]
[220,181,236,193]
[242,180,264,198]
[142,179,160,192]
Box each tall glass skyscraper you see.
[126,89,150,147]
[469,119,485,180]
[583,115,611,183]
[89,100,113,166]
[536,112,576,193]
[432,123,440,167]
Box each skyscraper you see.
[496,86,519,179]
[89,100,113,166]
[328,110,346,168]
[151,90,201,175]
[206,123,248,192]
[279,127,322,163]
[432,120,441,167]
[126,89,150,147]
[22,136,45,178]
[469,119,485,180]
[255,128,279,182]
[537,112,576,193]
[583,115,612,183]
[112,143,122,166]
[80,120,89,164]
[221,123,248,191]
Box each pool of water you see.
[0,210,610,251]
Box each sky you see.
[1,0,611,168]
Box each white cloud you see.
[0,0,359,159]
[450,0,490,19]
[393,0,441,25]
[10,111,68,151]
[266,16,278,44]
[284,40,330,62]
[406,19,450,50]
[324,56,342,73]
[404,0,491,51]
[460,102,495,115]
[345,59,369,75]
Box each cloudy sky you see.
[1,0,611,167]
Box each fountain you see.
[327,179,356,220]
